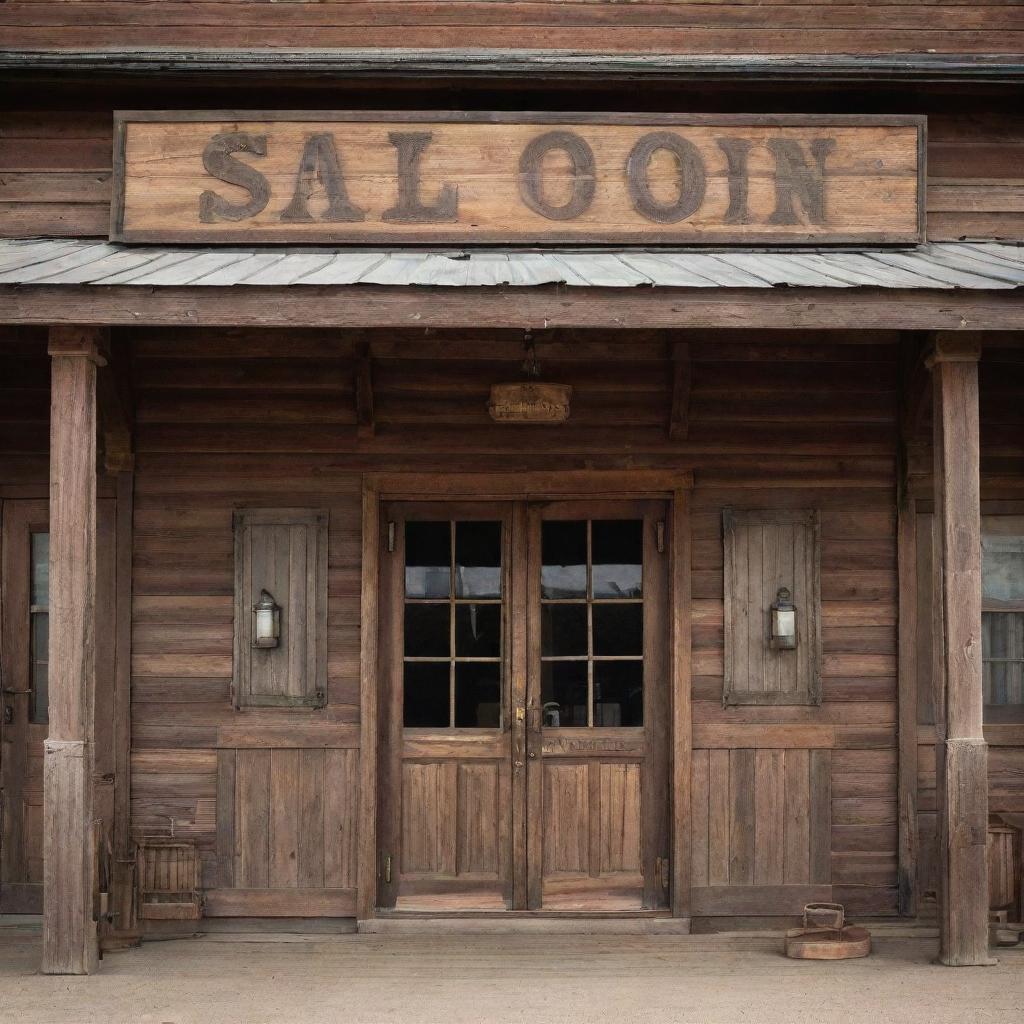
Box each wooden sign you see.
[488,383,573,424]
[112,112,925,245]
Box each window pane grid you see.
[403,520,504,729]
[983,609,1024,708]
[29,531,49,726]
[541,518,643,728]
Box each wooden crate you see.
[136,839,203,921]
[988,817,1022,920]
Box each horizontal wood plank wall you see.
[123,326,902,918]
[0,3,1022,52]
[0,328,52,499]
[2,108,1024,242]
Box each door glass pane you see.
[455,604,501,659]
[403,516,505,729]
[541,661,588,727]
[31,532,49,607]
[592,603,643,656]
[30,611,49,726]
[592,520,643,599]
[541,521,587,598]
[455,662,502,728]
[404,604,450,658]
[405,521,451,598]
[403,662,450,727]
[30,531,49,725]
[540,516,647,728]
[455,521,502,598]
[541,604,588,657]
[594,661,643,727]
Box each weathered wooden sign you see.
[112,112,925,245]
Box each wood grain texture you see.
[930,338,993,966]
[42,328,102,975]
[6,105,1024,244]
[1,4,1023,55]
[113,113,923,245]
[723,508,821,706]
[233,509,328,708]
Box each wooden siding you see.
[0,3,1022,54]
[3,325,1019,921]
[124,327,902,916]
[1,106,1023,243]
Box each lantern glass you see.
[253,589,281,649]
[770,587,797,650]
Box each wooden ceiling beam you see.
[355,343,375,440]
[96,335,134,475]
[667,339,690,442]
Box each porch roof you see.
[3,238,1024,291]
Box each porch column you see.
[929,333,993,967]
[42,326,106,975]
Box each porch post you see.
[929,333,993,967]
[42,326,106,975]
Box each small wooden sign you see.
[112,112,925,246]
[488,383,572,424]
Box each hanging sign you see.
[112,112,925,245]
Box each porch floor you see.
[2,917,1022,1024]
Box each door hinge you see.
[386,521,396,553]
[382,854,392,884]
[656,521,665,554]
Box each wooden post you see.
[42,326,106,975]
[928,333,994,967]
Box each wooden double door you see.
[378,499,670,913]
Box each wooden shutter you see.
[233,509,328,708]
[723,509,821,706]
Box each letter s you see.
[199,132,270,223]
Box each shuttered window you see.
[233,509,328,708]
[723,509,821,706]
[982,519,1024,719]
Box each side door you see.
[0,500,49,912]
[1,499,117,914]
[377,502,516,911]
[526,500,670,911]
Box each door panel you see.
[379,503,514,911]
[527,501,670,911]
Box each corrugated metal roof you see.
[1,238,1024,290]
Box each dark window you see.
[982,525,1024,716]
[540,518,644,728]
[402,521,504,729]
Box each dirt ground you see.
[1,916,1022,1024]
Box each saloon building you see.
[0,13,1022,975]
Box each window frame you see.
[981,515,1024,722]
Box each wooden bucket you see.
[785,903,871,960]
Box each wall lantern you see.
[769,587,797,650]
[252,589,281,649]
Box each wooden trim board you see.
[3,286,1022,331]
